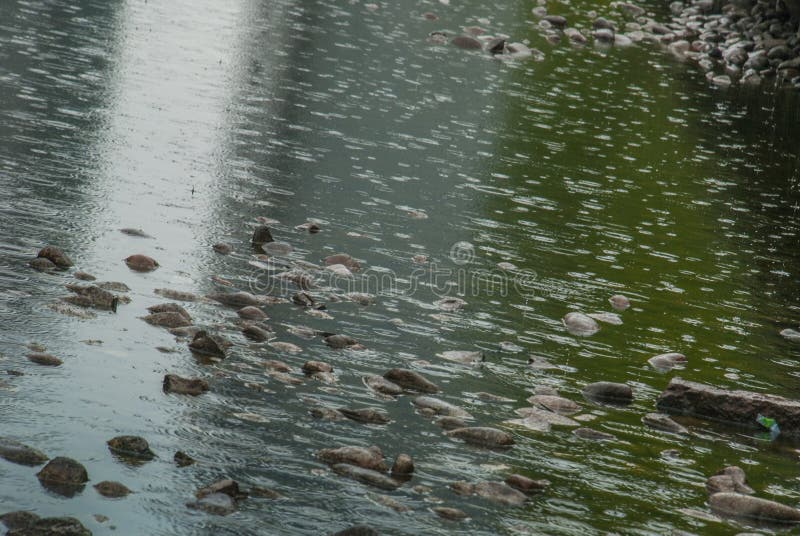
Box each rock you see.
[435,416,467,430]
[768,44,793,60]
[326,263,353,278]
[642,413,688,434]
[711,74,732,87]
[514,406,580,426]
[64,284,119,311]
[318,446,387,471]
[587,312,623,325]
[706,466,754,495]
[434,297,467,311]
[1,511,39,530]
[264,360,291,372]
[432,507,468,520]
[669,39,691,57]
[120,228,151,238]
[648,352,687,371]
[155,288,198,301]
[609,294,630,310]
[332,464,401,490]
[543,15,567,28]
[324,254,361,272]
[37,246,73,269]
[562,312,600,336]
[292,292,315,307]
[573,427,616,441]
[163,374,209,396]
[338,408,391,425]
[450,481,475,495]
[196,479,244,500]
[565,28,588,44]
[445,427,514,448]
[302,361,333,374]
[324,334,359,349]
[436,350,483,366]
[614,34,633,46]
[656,377,800,436]
[310,407,345,420]
[212,243,232,255]
[187,493,236,516]
[505,474,548,494]
[106,436,155,461]
[451,35,483,49]
[7,516,91,535]
[94,481,131,498]
[208,291,261,307]
[26,353,62,367]
[242,324,271,342]
[616,1,645,17]
[391,454,414,477]
[147,302,189,317]
[36,457,88,495]
[709,492,800,524]
[237,306,267,320]
[363,375,403,396]
[780,328,800,342]
[142,312,192,328]
[47,302,97,319]
[188,331,226,358]
[269,341,302,354]
[528,394,581,415]
[249,486,283,499]
[30,258,57,272]
[0,438,48,466]
[412,396,472,418]
[593,17,616,31]
[174,451,195,466]
[582,382,633,405]
[331,526,379,536]
[252,225,274,246]
[124,254,158,272]
[384,369,439,393]
[473,481,527,506]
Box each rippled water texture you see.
[4,0,800,533]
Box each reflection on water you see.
[3,0,800,533]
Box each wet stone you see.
[432,507,468,520]
[124,254,158,272]
[391,454,414,476]
[318,446,387,472]
[413,396,472,418]
[562,312,600,336]
[302,361,333,374]
[237,306,267,320]
[709,492,800,525]
[26,353,62,367]
[435,416,466,430]
[252,225,274,246]
[37,246,73,269]
[582,381,633,405]
[187,493,236,516]
[94,481,131,498]
[163,374,209,396]
[120,228,151,238]
[445,427,515,448]
[196,479,244,500]
[383,368,439,393]
[1,511,39,530]
[338,407,391,425]
[212,243,232,255]
[642,413,689,434]
[155,288,198,302]
[36,457,88,496]
[208,291,261,308]
[451,35,483,49]
[30,258,57,272]
[142,312,192,329]
[473,481,527,506]
[324,334,359,349]
[332,464,401,490]
[7,516,91,536]
[363,375,403,397]
[107,435,155,461]
[505,474,548,494]
[0,438,48,466]
[242,324,271,342]
[174,451,196,467]
[188,331,226,358]
[573,427,616,441]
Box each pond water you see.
[3,0,800,533]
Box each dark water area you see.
[3,0,800,533]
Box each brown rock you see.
[237,306,267,320]
[196,479,244,500]
[0,510,39,530]
[174,451,195,467]
[94,480,131,498]
[124,254,159,272]
[383,368,439,393]
[107,436,155,461]
[432,506,468,520]
[163,374,209,396]
[445,427,514,448]
[142,312,192,329]
[338,408,391,425]
[505,474,549,494]
[30,258,57,272]
[331,464,401,490]
[188,331,226,358]
[390,454,414,476]
[582,381,633,405]
[0,438,48,466]
[302,361,333,374]
[709,492,800,524]
[452,35,483,49]
[36,457,88,487]
[37,246,73,269]
[318,446,387,471]
[26,353,62,367]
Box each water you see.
[3,0,800,533]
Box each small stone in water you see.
[174,451,195,467]
[608,294,630,310]
[432,507,468,520]
[212,243,233,255]
[119,228,151,238]
[107,436,155,461]
[124,254,159,272]
[94,480,131,498]
[163,374,209,396]
[27,353,62,367]
[252,225,274,246]
[37,246,73,269]
[30,257,57,272]
[562,312,600,336]
[582,382,633,405]
[573,427,616,441]
[587,312,623,325]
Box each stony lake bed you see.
[4,0,800,534]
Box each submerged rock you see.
[709,492,800,525]
[324,253,361,272]
[573,427,616,441]
[608,294,630,310]
[505,474,548,494]
[332,464,401,490]
[94,480,131,498]
[451,35,483,49]
[582,381,633,405]
[196,479,244,500]
[413,396,472,418]
[363,375,403,397]
[436,350,483,366]
[780,328,800,343]
[338,407,391,425]
[163,374,209,396]
[30,258,57,273]
[391,454,414,477]
[434,297,467,311]
[64,284,119,311]
[318,446,387,472]
[642,413,688,435]
[36,457,88,496]
[473,481,527,506]
[587,312,623,325]
[648,352,687,371]
[0,438,48,466]
[187,492,236,516]
[562,312,600,336]
[174,451,196,467]
[120,228,151,238]
[37,246,73,269]
[432,506,468,520]
[238,306,267,320]
[124,254,159,272]
[188,331,226,358]
[26,353,62,367]
[242,324,271,342]
[0,511,40,530]
[208,291,261,308]
[252,225,274,247]
[155,288,198,302]
[107,436,155,461]
[435,416,467,430]
[656,377,800,436]
[7,516,91,535]
[142,312,192,329]
[212,243,232,255]
[324,334,360,349]
[384,369,439,393]
[445,427,514,448]
[706,466,754,495]
[528,394,580,415]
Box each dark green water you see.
[3,0,800,533]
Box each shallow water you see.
[3,0,800,533]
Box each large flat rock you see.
[656,378,800,436]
